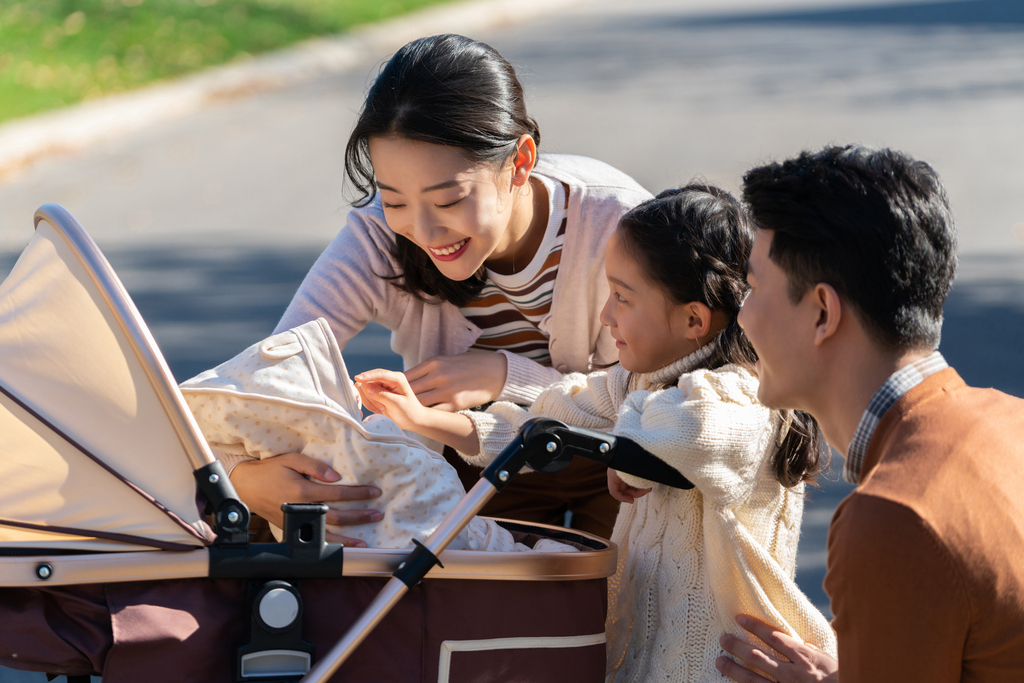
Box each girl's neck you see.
[486,175,549,276]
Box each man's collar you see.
[844,351,948,484]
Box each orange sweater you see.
[825,368,1024,682]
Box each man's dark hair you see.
[742,145,957,351]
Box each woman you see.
[224,34,651,546]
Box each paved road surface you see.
[2,0,1024,679]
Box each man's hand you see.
[716,615,838,683]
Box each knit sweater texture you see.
[463,349,837,682]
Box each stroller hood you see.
[0,206,213,552]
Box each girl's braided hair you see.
[617,184,825,487]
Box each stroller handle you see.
[487,417,694,491]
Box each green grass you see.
[0,0,454,125]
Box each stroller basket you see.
[1,205,647,683]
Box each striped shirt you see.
[461,176,568,366]
[844,351,949,484]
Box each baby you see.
[180,318,574,553]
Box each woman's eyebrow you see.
[608,275,635,292]
[421,179,461,193]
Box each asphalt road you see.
[2,0,1024,679]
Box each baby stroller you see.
[0,205,691,682]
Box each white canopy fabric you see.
[0,206,214,551]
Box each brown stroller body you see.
[0,206,690,682]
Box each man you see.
[716,145,1024,682]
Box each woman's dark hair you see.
[618,184,825,487]
[345,34,541,307]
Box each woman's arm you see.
[275,200,404,344]
[226,206,398,541]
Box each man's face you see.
[738,228,819,411]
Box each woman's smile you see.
[428,238,470,260]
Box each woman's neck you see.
[486,175,549,276]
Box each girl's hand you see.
[404,350,508,411]
[230,453,382,547]
[716,614,839,683]
[608,468,652,504]
[354,369,428,432]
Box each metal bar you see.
[300,478,499,683]
[0,549,209,587]
[300,576,409,683]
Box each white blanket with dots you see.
[180,318,575,553]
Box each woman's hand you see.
[230,453,382,547]
[716,615,839,683]
[354,369,429,432]
[607,468,652,504]
[404,350,508,411]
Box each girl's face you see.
[368,136,526,281]
[600,231,698,374]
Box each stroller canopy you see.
[0,205,214,552]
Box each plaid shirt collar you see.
[844,351,948,484]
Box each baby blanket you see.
[179,318,573,553]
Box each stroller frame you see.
[0,205,691,683]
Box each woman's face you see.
[369,136,520,282]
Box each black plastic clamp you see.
[392,539,444,588]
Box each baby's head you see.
[601,184,755,374]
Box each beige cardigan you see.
[275,154,652,406]
[463,352,837,682]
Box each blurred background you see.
[2,0,1023,679]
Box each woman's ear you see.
[510,134,538,187]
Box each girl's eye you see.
[381,201,405,210]
[616,292,627,303]
[436,198,463,209]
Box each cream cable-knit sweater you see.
[462,349,837,682]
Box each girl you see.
[355,185,838,681]
[223,34,652,545]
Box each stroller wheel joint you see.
[35,563,53,580]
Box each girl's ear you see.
[510,134,538,187]
[684,301,714,340]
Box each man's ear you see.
[510,134,538,187]
[812,283,842,346]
